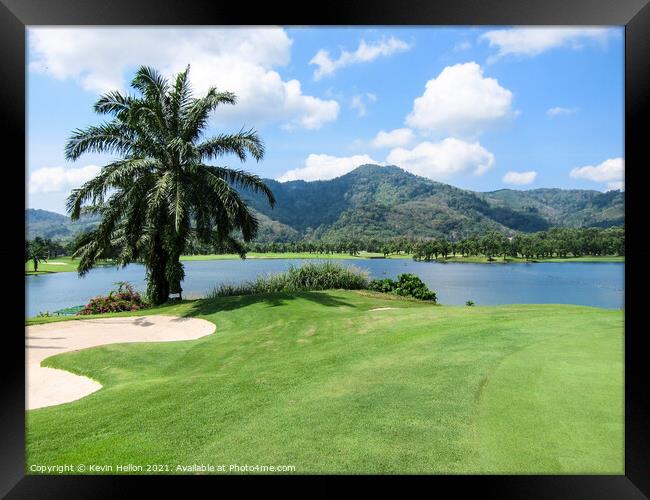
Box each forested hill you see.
[244,164,623,241]
[27,164,623,242]
[25,208,298,243]
[26,209,101,240]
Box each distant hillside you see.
[248,211,300,242]
[27,164,624,243]
[25,208,299,243]
[244,164,623,240]
[480,188,624,228]
[26,209,101,240]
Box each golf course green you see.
[26,290,623,474]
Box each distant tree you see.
[439,239,451,259]
[44,239,66,258]
[480,232,502,261]
[27,237,49,272]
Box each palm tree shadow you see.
[183,290,359,316]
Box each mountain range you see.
[27,164,624,242]
[244,165,623,241]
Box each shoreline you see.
[26,253,624,276]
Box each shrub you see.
[368,273,437,302]
[78,281,149,315]
[209,262,369,298]
[209,264,437,303]
[368,278,396,294]
[466,300,475,306]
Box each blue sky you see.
[27,26,624,214]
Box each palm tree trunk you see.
[166,254,184,298]
[146,237,170,305]
[147,265,169,305]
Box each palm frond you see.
[200,164,275,207]
[64,121,135,160]
[182,88,236,141]
[131,66,169,100]
[93,90,132,117]
[197,128,265,162]
[198,167,260,241]
[169,65,192,134]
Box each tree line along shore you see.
[27,226,623,275]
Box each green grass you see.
[25,256,79,275]
[182,252,622,263]
[25,257,116,275]
[180,251,412,261]
[440,255,624,264]
[26,290,623,474]
[24,253,621,274]
[535,255,624,263]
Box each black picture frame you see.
[3,0,647,497]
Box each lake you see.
[25,259,624,317]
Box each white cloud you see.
[386,138,495,180]
[371,128,416,149]
[29,27,339,130]
[547,106,579,117]
[406,62,513,136]
[480,27,612,61]
[350,92,377,117]
[277,154,383,182]
[29,165,101,194]
[607,181,624,191]
[279,137,496,183]
[310,37,411,80]
[350,96,365,117]
[570,158,624,189]
[453,40,472,52]
[503,170,537,185]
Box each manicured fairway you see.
[26,291,623,474]
[25,256,79,275]
[180,251,412,261]
[25,257,115,275]
[536,255,624,263]
[181,253,622,263]
[24,253,622,275]
[441,255,624,264]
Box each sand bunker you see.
[26,316,215,410]
[369,307,400,311]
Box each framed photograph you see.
[3,0,648,496]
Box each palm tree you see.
[65,65,275,304]
[26,237,49,273]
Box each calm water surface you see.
[26,259,624,317]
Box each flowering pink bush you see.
[78,282,149,315]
